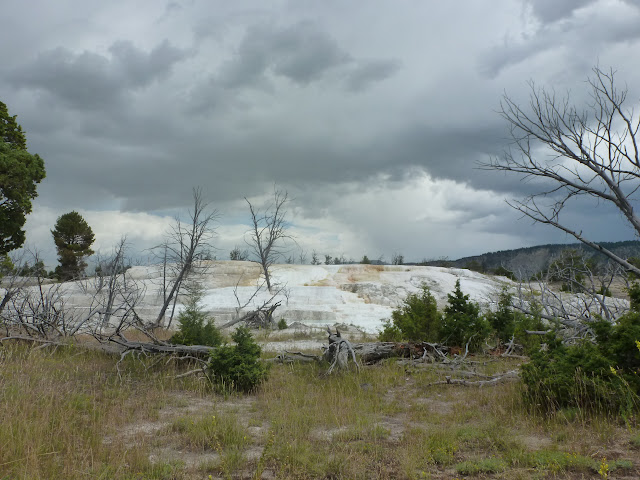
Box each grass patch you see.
[1,341,639,479]
[0,342,207,479]
[169,413,248,450]
[455,457,506,474]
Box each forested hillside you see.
[424,240,640,277]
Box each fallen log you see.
[428,369,519,387]
[108,337,215,359]
[351,341,449,363]
[268,351,322,364]
[269,340,451,365]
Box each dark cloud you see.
[8,40,190,109]
[481,0,640,78]
[218,21,350,88]
[211,20,399,95]
[2,0,639,263]
[525,0,597,24]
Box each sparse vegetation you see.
[1,341,638,479]
[380,279,544,353]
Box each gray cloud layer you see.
[2,0,640,264]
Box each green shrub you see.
[378,319,403,342]
[491,265,515,280]
[590,313,640,392]
[486,288,517,344]
[440,279,490,351]
[378,284,441,342]
[514,299,546,353]
[521,312,640,415]
[169,305,223,347]
[629,282,640,311]
[486,288,544,350]
[207,327,269,393]
[169,286,223,347]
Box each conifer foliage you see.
[378,284,441,342]
[440,279,490,351]
[0,101,45,255]
[169,285,222,347]
[208,326,268,393]
[51,211,95,281]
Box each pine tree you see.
[0,101,27,150]
[441,279,490,350]
[0,101,45,254]
[51,211,95,281]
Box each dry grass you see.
[1,342,639,479]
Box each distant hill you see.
[421,240,640,278]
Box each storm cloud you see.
[2,0,639,266]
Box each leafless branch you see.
[481,67,640,278]
[245,187,294,293]
[152,187,218,328]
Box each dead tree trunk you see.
[153,188,217,328]
[245,188,293,293]
[322,327,359,373]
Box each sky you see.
[2,0,640,267]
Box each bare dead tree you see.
[510,258,629,337]
[0,240,147,340]
[92,237,129,328]
[225,277,286,330]
[483,66,640,277]
[245,188,293,292]
[3,262,75,338]
[229,246,249,261]
[79,237,146,335]
[0,250,35,319]
[0,250,87,338]
[153,188,218,328]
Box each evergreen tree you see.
[379,284,441,342]
[0,101,45,255]
[169,283,223,347]
[0,101,27,150]
[441,279,490,350]
[486,288,517,343]
[208,326,269,392]
[51,211,95,281]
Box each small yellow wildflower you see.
[598,457,609,479]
